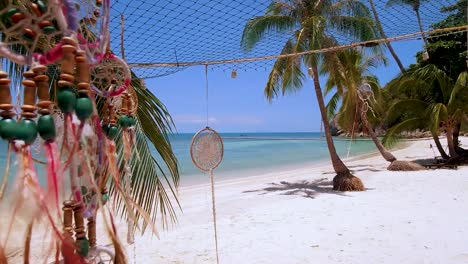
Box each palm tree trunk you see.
[369,0,405,73]
[446,125,458,158]
[431,131,449,159]
[361,110,396,162]
[453,122,461,153]
[310,66,349,174]
[415,10,428,45]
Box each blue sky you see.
[147,40,424,133]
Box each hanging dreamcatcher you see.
[0,0,68,65]
[190,65,224,264]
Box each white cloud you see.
[173,114,262,125]
[173,114,217,124]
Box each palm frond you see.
[326,92,341,119]
[241,15,295,51]
[113,75,180,232]
[383,117,425,147]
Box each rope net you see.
[107,0,467,79]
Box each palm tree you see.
[384,64,468,159]
[386,0,429,45]
[241,0,378,191]
[368,0,406,73]
[324,49,423,170]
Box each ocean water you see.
[0,133,378,188]
[158,132,378,186]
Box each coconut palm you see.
[384,64,468,158]
[324,49,424,170]
[241,0,378,191]
[368,0,406,73]
[386,0,430,45]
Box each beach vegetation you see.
[241,0,381,191]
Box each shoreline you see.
[178,139,410,190]
[4,137,468,264]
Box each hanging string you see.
[346,104,358,159]
[209,169,220,264]
[120,14,126,62]
[205,64,209,128]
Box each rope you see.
[205,64,209,128]
[209,169,220,264]
[346,104,359,158]
[127,26,467,69]
[120,14,126,61]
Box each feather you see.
[45,142,61,213]
[23,220,34,264]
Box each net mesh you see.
[107,0,467,79]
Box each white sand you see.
[3,137,468,264]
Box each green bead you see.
[57,88,76,113]
[42,26,56,34]
[17,119,37,145]
[101,193,109,205]
[37,0,47,14]
[0,118,17,141]
[128,116,136,126]
[81,186,88,195]
[101,124,109,134]
[118,115,129,128]
[75,96,93,121]
[22,33,34,42]
[5,8,20,19]
[77,238,89,257]
[107,125,118,139]
[37,114,56,141]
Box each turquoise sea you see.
[161,132,377,186]
[0,132,378,188]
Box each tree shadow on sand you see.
[243,178,351,199]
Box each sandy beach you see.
[3,137,468,264]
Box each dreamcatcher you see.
[190,65,224,264]
[0,1,134,263]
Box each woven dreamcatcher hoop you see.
[190,65,223,264]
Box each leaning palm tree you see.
[241,0,378,191]
[368,0,406,73]
[386,0,430,45]
[324,49,424,170]
[384,64,468,159]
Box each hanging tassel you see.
[107,139,120,195]
[0,244,6,264]
[0,143,12,201]
[44,142,61,213]
[108,212,128,264]
[23,219,34,264]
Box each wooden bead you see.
[11,13,25,24]
[73,203,86,240]
[21,112,37,119]
[0,111,15,118]
[0,71,7,78]
[0,104,13,111]
[37,100,52,109]
[38,108,50,115]
[60,73,74,82]
[77,83,90,91]
[57,80,73,88]
[23,28,36,42]
[31,3,42,17]
[60,39,77,74]
[88,217,96,247]
[21,79,35,87]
